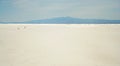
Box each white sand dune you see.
[0,24,120,66]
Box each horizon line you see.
[1,16,120,22]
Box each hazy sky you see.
[0,0,120,22]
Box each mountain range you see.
[0,17,120,24]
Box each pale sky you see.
[0,0,120,22]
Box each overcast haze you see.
[0,0,120,22]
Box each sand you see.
[0,24,120,66]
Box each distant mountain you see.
[0,17,120,24]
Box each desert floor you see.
[0,24,120,66]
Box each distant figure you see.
[17,27,20,30]
[23,26,26,29]
[17,26,26,30]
